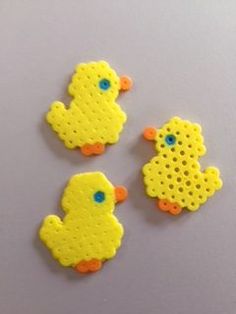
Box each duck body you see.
[144,155,222,211]
[40,211,123,267]
[47,99,126,149]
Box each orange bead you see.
[115,186,128,203]
[143,127,157,140]
[81,144,93,156]
[119,75,133,91]
[93,143,105,155]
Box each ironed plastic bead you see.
[99,78,111,91]
[165,134,176,146]
[46,61,132,156]
[94,191,105,203]
[143,117,223,214]
[39,172,127,273]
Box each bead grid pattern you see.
[143,117,223,212]
[46,61,129,152]
[39,172,125,270]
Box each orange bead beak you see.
[119,75,133,91]
[114,186,128,203]
[143,127,157,141]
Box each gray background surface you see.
[1,1,236,314]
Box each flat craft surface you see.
[1,2,236,314]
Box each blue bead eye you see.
[99,79,111,91]
[93,191,105,203]
[165,134,176,146]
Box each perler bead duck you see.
[143,117,223,215]
[39,172,127,273]
[46,61,132,156]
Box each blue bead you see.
[99,79,111,91]
[94,191,105,203]
[165,134,176,146]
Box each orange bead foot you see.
[81,143,105,156]
[157,199,182,215]
[74,259,102,273]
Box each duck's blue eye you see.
[99,79,111,91]
[93,191,105,203]
[165,134,176,146]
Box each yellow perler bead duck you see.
[39,172,127,274]
[46,61,132,156]
[143,117,223,215]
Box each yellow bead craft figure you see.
[39,172,127,273]
[46,61,132,156]
[143,117,223,215]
